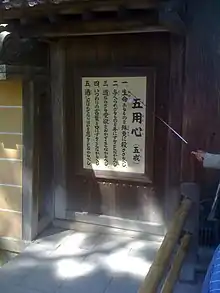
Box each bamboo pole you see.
[138,197,192,293]
[161,233,191,293]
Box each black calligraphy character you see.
[103,80,108,87]
[85,81,91,87]
[113,88,119,96]
[122,89,128,95]
[121,141,127,148]
[113,81,118,87]
[94,80,100,87]
[94,88,100,95]
[133,154,141,163]
[132,112,143,124]
[122,130,127,137]
[103,89,109,96]
[133,146,140,154]
[122,89,128,102]
[85,88,91,96]
[121,125,128,131]
[132,98,143,109]
[131,127,143,137]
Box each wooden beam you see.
[0,65,47,78]
[117,6,130,19]
[82,10,94,21]
[0,0,163,20]
[17,18,167,38]
[0,30,48,66]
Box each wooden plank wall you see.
[0,80,22,239]
[65,33,170,228]
[182,0,220,199]
[164,35,185,223]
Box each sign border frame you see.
[73,67,156,183]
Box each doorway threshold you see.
[64,212,166,236]
[53,218,165,243]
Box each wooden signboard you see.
[75,68,155,183]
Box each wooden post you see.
[50,42,67,220]
[138,197,192,293]
[22,73,39,242]
[165,35,185,227]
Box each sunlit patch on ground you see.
[56,258,96,279]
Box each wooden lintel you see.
[0,65,48,81]
[0,0,163,20]
[117,5,130,19]
[7,65,48,76]
[82,10,94,21]
[17,18,168,38]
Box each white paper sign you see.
[82,76,147,174]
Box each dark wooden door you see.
[65,33,170,233]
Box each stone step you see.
[195,246,214,273]
[174,273,204,293]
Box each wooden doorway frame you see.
[23,66,53,244]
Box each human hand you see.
[191,150,206,162]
